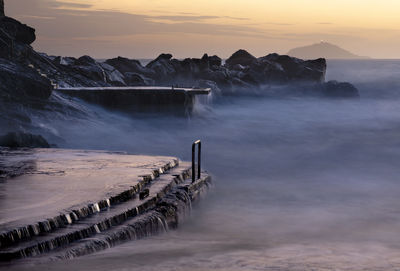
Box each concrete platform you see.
[0,148,178,238]
[55,86,211,112]
[56,86,211,95]
[0,148,211,261]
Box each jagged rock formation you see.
[0,1,52,101]
[32,48,355,97]
[0,59,52,100]
[225,49,257,68]
[29,49,359,98]
[0,0,359,105]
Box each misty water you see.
[8,60,400,270]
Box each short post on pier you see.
[192,140,201,183]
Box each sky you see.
[5,0,400,59]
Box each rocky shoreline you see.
[0,0,360,146]
[0,0,358,106]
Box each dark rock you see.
[74,55,96,66]
[0,16,36,45]
[321,80,359,97]
[124,72,146,86]
[231,64,247,71]
[0,0,4,17]
[199,53,222,69]
[260,54,326,83]
[180,57,209,76]
[100,62,126,86]
[208,55,222,67]
[105,57,154,78]
[0,58,53,100]
[71,55,106,83]
[148,53,173,64]
[0,132,50,148]
[53,56,76,66]
[0,4,36,60]
[44,54,109,87]
[146,54,177,82]
[225,49,257,68]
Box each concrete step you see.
[0,163,195,261]
[0,156,180,249]
[48,173,212,260]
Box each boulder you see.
[225,49,257,68]
[208,55,222,68]
[0,132,50,148]
[180,57,209,75]
[100,62,126,86]
[74,55,96,66]
[261,54,326,83]
[147,53,173,65]
[72,59,106,83]
[146,53,177,82]
[321,80,359,97]
[53,56,76,66]
[105,57,154,77]
[203,67,232,89]
[124,72,146,86]
[0,16,36,45]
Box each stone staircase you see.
[0,162,211,262]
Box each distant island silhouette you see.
[288,42,370,59]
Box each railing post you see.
[192,140,201,183]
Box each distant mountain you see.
[287,42,369,59]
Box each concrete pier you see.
[0,148,211,261]
[55,86,211,112]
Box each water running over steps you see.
[0,149,212,262]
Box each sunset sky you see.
[6,0,400,59]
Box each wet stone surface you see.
[0,148,177,232]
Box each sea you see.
[5,59,400,270]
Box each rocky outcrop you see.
[321,80,360,97]
[0,16,36,45]
[0,1,358,99]
[37,48,336,97]
[0,12,36,59]
[0,1,52,102]
[97,50,330,94]
[225,49,257,68]
[0,0,4,17]
[0,58,53,100]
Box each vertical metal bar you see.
[198,141,201,179]
[192,142,196,183]
[192,140,201,183]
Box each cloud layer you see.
[5,0,400,58]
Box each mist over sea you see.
[8,59,400,270]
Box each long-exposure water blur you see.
[3,60,400,270]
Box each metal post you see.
[192,140,201,183]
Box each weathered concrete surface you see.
[0,148,212,261]
[56,86,211,95]
[0,148,178,231]
[55,86,210,111]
